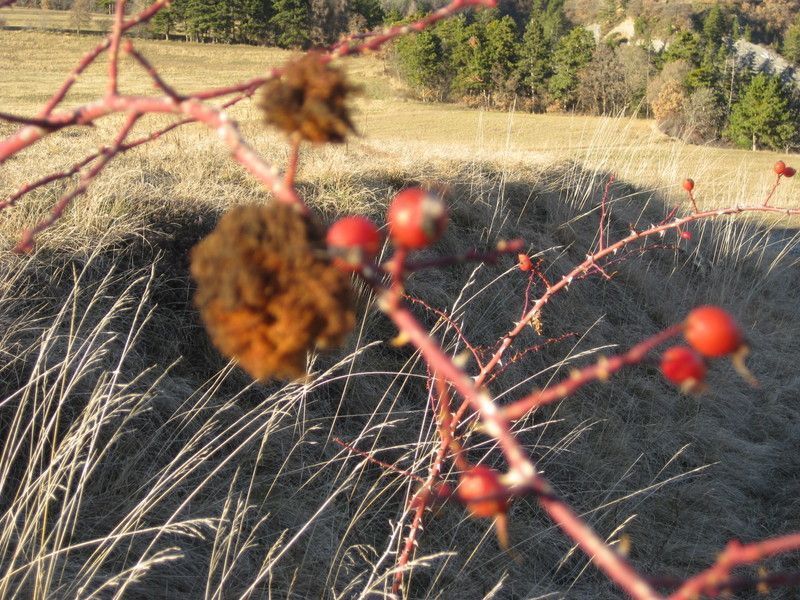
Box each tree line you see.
[392,1,800,151]
[16,0,800,151]
[152,0,386,46]
[16,0,386,46]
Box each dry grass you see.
[0,27,799,599]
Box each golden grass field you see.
[1,14,800,600]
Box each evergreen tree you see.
[731,15,742,40]
[239,0,273,43]
[351,0,385,29]
[686,44,721,92]
[434,13,469,95]
[451,20,490,96]
[271,0,310,48]
[518,9,551,108]
[384,8,403,25]
[151,0,185,40]
[726,74,796,151]
[394,27,443,100]
[549,27,595,108]
[540,0,567,45]
[663,31,701,66]
[784,16,800,65]
[184,0,208,41]
[701,5,726,53]
[483,15,518,92]
[599,0,619,26]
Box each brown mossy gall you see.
[258,53,358,144]
[190,203,355,381]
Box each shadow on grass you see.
[0,161,798,598]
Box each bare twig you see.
[107,0,128,97]
[501,325,682,421]
[16,112,140,252]
[123,40,184,101]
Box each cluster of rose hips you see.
[325,190,754,543]
[326,190,518,539]
[683,160,795,196]
[438,309,750,535]
[660,306,746,393]
[774,160,797,178]
[325,187,448,270]
[431,307,752,543]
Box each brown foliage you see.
[651,79,685,123]
[577,46,650,116]
[258,53,358,144]
[738,0,800,37]
[190,203,355,381]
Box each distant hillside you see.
[566,0,800,45]
[735,38,799,85]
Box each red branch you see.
[393,375,462,593]
[328,0,498,60]
[598,174,615,252]
[123,40,183,101]
[685,187,699,213]
[0,92,251,213]
[763,173,783,208]
[501,325,682,421]
[403,294,485,370]
[2,94,307,245]
[284,136,301,188]
[653,571,800,596]
[383,291,662,599]
[473,204,800,390]
[385,178,800,595]
[402,238,525,272]
[332,438,424,483]
[669,534,800,599]
[15,112,139,253]
[107,0,127,97]
[0,0,498,246]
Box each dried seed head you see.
[258,53,358,144]
[190,203,355,381]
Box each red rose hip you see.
[387,188,448,249]
[682,178,695,192]
[774,161,787,175]
[684,306,743,357]
[457,465,507,518]
[326,215,382,270]
[784,166,796,178]
[661,346,706,389]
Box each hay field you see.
[0,26,799,599]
